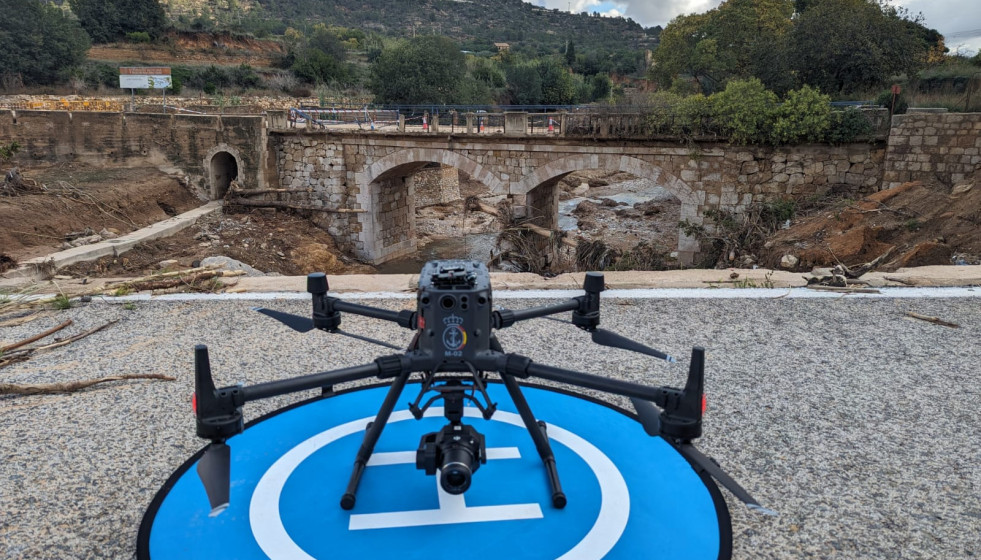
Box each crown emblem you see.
[442,314,464,326]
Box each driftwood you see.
[123,270,244,292]
[0,311,52,328]
[0,319,72,353]
[0,319,119,369]
[230,188,311,197]
[905,312,959,328]
[806,285,882,294]
[226,198,365,213]
[0,373,176,395]
[467,199,578,248]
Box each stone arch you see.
[514,153,702,264]
[354,148,506,264]
[204,144,244,200]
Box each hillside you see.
[163,0,659,56]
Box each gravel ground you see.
[1,293,979,559]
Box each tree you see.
[370,36,467,104]
[564,40,576,66]
[789,0,931,94]
[68,0,166,43]
[538,57,576,105]
[290,25,352,85]
[505,62,543,104]
[649,0,794,94]
[0,0,90,86]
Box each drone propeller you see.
[196,442,231,516]
[542,317,675,362]
[252,307,315,332]
[252,307,403,350]
[591,328,676,362]
[630,347,776,516]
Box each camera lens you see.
[440,461,472,494]
[440,295,455,310]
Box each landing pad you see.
[138,383,732,559]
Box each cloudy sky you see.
[530,0,981,56]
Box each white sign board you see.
[119,67,172,89]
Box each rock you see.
[780,254,799,269]
[614,207,643,219]
[70,234,102,247]
[599,198,618,207]
[572,200,599,216]
[633,200,662,215]
[571,183,589,196]
[158,259,179,269]
[200,256,266,277]
[951,183,973,197]
[98,228,117,239]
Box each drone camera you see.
[416,423,487,494]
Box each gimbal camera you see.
[192,260,774,517]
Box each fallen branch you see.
[905,312,959,328]
[0,373,176,396]
[806,286,881,294]
[0,311,52,328]
[124,270,244,291]
[468,199,578,248]
[0,319,72,353]
[230,188,311,197]
[226,198,365,213]
[29,319,119,352]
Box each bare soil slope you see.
[0,164,200,261]
[87,32,285,68]
[763,176,981,271]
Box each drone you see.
[192,260,775,517]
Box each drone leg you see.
[501,373,566,509]
[340,370,411,510]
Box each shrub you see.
[674,94,713,136]
[876,88,908,114]
[125,31,151,43]
[771,85,831,144]
[709,78,778,144]
[825,107,874,144]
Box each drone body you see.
[192,260,774,520]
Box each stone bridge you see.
[270,132,884,264]
[4,108,978,266]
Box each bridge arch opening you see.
[209,151,239,199]
[357,149,505,268]
[518,155,702,268]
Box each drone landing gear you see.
[338,367,566,510]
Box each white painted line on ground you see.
[72,286,981,304]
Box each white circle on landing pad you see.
[249,407,629,560]
[141,384,728,560]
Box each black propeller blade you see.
[253,307,315,332]
[630,397,662,437]
[197,442,231,516]
[542,317,675,362]
[335,329,404,350]
[591,328,676,362]
[675,443,777,516]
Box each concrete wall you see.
[0,110,268,195]
[882,112,981,189]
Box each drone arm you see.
[239,355,409,402]
[493,299,579,328]
[332,299,416,329]
[494,353,672,407]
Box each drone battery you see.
[416,260,492,365]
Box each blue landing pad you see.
[138,383,732,559]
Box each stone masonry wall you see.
[0,109,267,192]
[882,113,981,189]
[413,165,462,208]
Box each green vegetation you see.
[52,294,73,310]
[0,141,21,164]
[69,0,167,43]
[0,0,90,86]
[652,0,941,97]
[645,79,871,145]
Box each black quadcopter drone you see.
[192,260,774,517]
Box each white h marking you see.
[348,447,544,530]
